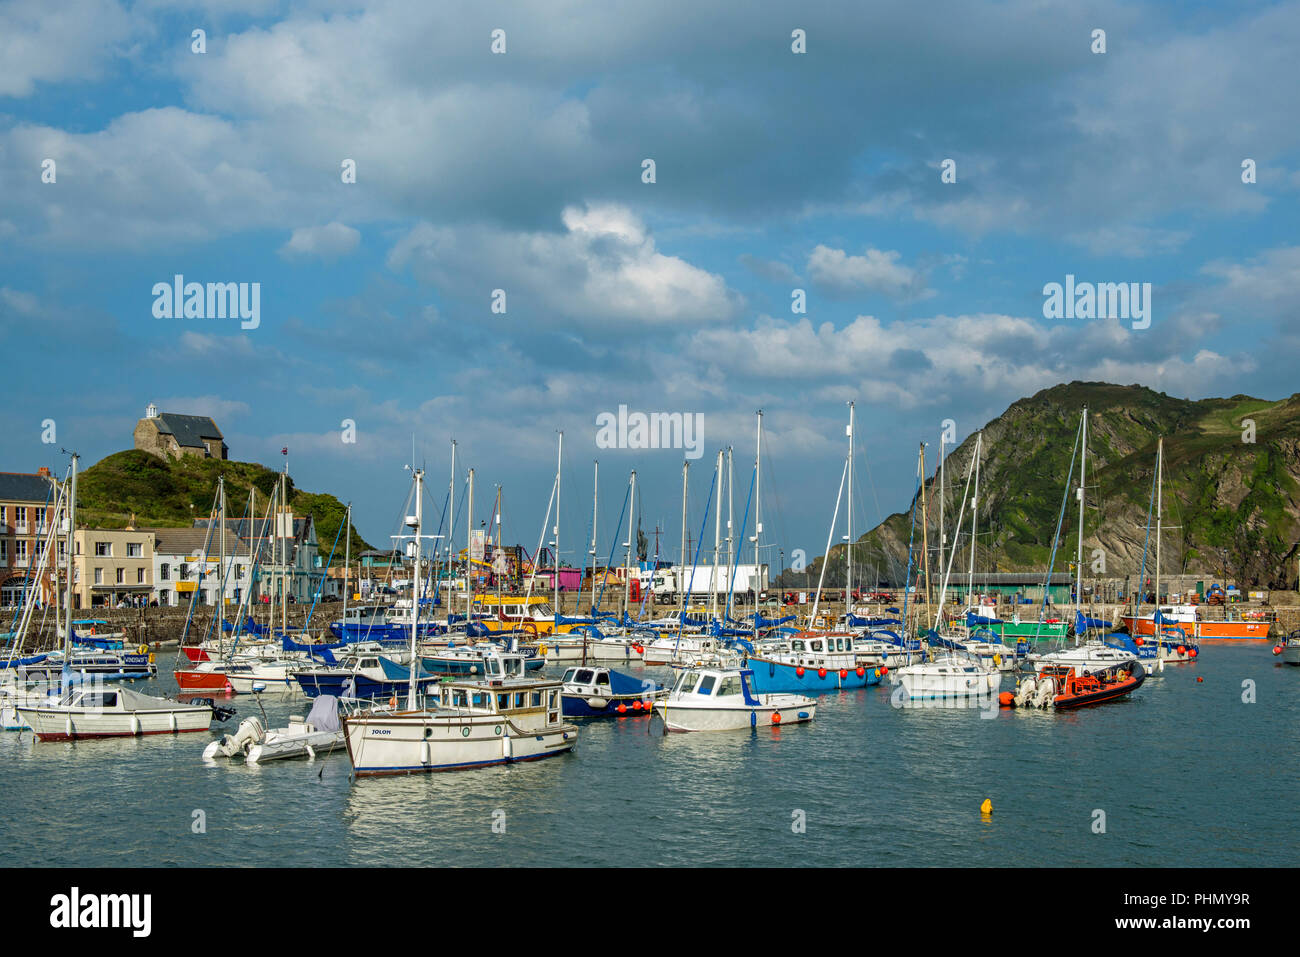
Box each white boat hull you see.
[653,695,815,732]
[18,705,211,740]
[247,729,344,763]
[897,667,1003,700]
[344,710,577,775]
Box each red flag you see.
[281,447,288,455]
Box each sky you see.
[2,0,1298,573]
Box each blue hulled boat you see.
[292,652,442,699]
[560,665,667,718]
[745,632,883,693]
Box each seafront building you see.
[0,469,61,607]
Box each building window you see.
[127,543,142,558]
[0,540,6,563]
[137,568,146,584]
[179,563,188,580]
[93,567,103,585]
[160,563,170,581]
[116,568,124,584]
[95,542,111,557]
[15,507,26,524]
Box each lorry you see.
[651,564,769,603]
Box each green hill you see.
[77,450,372,559]
[792,381,1300,590]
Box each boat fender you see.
[616,703,627,714]
[855,666,865,677]
[771,712,782,725]
[838,669,848,680]
[795,667,805,677]
[130,714,141,736]
[538,644,548,657]
[817,668,827,679]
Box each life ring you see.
[137,644,148,656]
[538,643,548,657]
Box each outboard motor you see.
[202,715,263,760]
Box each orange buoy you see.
[617,703,627,713]
[839,669,848,680]
[1196,676,1204,683]
[1273,646,1282,656]
[771,712,782,725]
[855,666,865,677]
[1177,645,1186,655]
[796,666,805,677]
[999,691,1014,707]
[817,668,827,679]
[1135,637,1143,646]
[632,644,644,654]
[1189,647,1198,657]
[880,665,888,675]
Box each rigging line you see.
[725,464,756,623]
[1036,415,1084,647]
[675,466,716,651]
[900,449,923,643]
[593,478,631,615]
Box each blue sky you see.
[2,0,1298,569]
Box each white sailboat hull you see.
[897,664,1003,700]
[19,703,211,739]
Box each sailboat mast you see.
[726,447,734,592]
[968,432,982,606]
[407,467,423,709]
[554,432,563,614]
[625,471,636,619]
[919,443,931,632]
[712,449,723,620]
[846,401,854,609]
[939,435,946,569]
[754,411,762,633]
[588,460,598,617]
[342,504,351,625]
[678,461,689,634]
[1075,409,1088,633]
[62,454,78,668]
[465,468,475,623]
[1155,437,1163,612]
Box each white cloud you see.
[807,245,934,301]
[279,222,361,261]
[0,0,133,97]
[388,203,741,327]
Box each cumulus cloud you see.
[388,203,741,327]
[279,222,361,261]
[807,246,935,301]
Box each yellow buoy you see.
[980,799,993,815]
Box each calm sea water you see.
[2,646,1295,867]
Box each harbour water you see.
[1,645,1295,867]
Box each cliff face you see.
[796,382,1300,589]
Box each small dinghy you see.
[560,666,666,717]
[204,694,344,764]
[653,666,815,732]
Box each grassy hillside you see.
[789,382,1300,589]
[77,450,372,558]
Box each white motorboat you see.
[1028,641,1149,675]
[17,685,223,741]
[893,654,1003,701]
[204,694,344,764]
[343,651,577,776]
[653,666,815,732]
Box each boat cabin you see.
[667,668,760,705]
[427,654,563,724]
